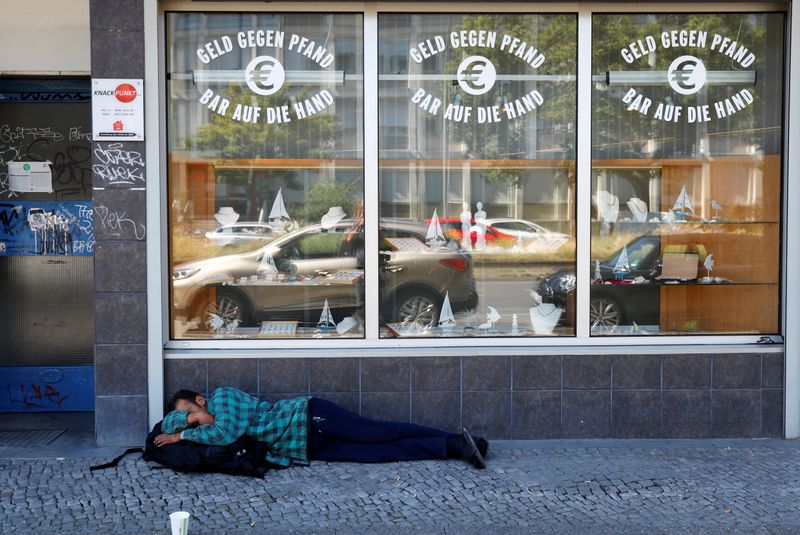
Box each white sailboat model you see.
[672,185,694,221]
[613,246,630,279]
[318,299,336,330]
[269,188,291,230]
[437,291,456,331]
[478,306,501,330]
[426,208,446,248]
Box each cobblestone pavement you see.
[2,439,800,534]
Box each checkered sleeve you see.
[260,397,309,466]
[181,387,252,446]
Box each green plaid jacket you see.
[181,387,309,467]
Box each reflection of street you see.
[463,270,568,332]
[472,279,538,321]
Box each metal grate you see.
[0,429,66,447]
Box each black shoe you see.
[461,428,486,469]
[474,437,489,458]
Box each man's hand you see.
[154,432,182,447]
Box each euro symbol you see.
[245,55,286,96]
[667,55,707,96]
[457,56,497,96]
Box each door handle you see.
[386,265,404,273]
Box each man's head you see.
[166,389,207,413]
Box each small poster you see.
[0,201,94,256]
[91,79,144,141]
[8,161,53,193]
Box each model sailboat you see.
[437,291,456,330]
[318,299,336,330]
[613,246,630,279]
[426,208,446,248]
[672,185,694,220]
[269,188,291,229]
[478,306,501,330]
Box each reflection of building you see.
[379,15,574,232]
[168,14,364,228]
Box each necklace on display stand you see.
[627,197,648,223]
[529,304,562,335]
[596,191,619,223]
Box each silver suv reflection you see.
[172,219,478,332]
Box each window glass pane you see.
[167,13,364,339]
[379,14,577,338]
[591,13,784,335]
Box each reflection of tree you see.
[592,13,777,159]
[183,84,352,225]
[440,15,577,187]
[305,179,360,222]
[191,84,336,159]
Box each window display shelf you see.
[591,220,779,226]
[592,280,777,287]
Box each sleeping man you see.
[154,386,488,469]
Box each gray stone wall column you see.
[91,0,149,446]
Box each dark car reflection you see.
[537,235,662,329]
[172,219,477,331]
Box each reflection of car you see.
[380,219,478,326]
[484,218,570,249]
[173,219,477,329]
[537,235,662,328]
[436,218,515,248]
[204,222,279,247]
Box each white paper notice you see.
[91,79,144,141]
[8,161,53,193]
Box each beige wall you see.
[0,0,90,74]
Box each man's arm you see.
[154,412,216,447]
[181,388,250,446]
[188,412,215,426]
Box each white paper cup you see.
[169,511,190,535]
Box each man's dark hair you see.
[166,389,201,413]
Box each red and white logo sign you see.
[92,78,144,141]
[114,83,137,103]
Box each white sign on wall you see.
[8,161,53,193]
[91,79,144,141]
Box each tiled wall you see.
[92,0,150,447]
[164,352,784,440]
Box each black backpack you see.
[90,421,280,478]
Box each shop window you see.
[588,13,784,335]
[378,14,577,338]
[166,13,365,339]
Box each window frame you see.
[153,1,790,350]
